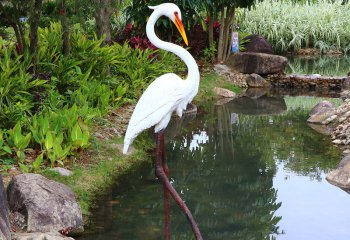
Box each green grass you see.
[195,72,242,105]
[43,134,153,220]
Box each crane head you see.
[148,3,188,46]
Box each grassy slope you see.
[45,71,239,220]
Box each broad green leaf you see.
[32,153,44,172]
[71,123,83,142]
[45,132,53,150]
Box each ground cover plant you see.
[241,0,350,53]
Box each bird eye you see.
[174,11,178,15]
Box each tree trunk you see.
[222,8,235,62]
[217,5,226,63]
[0,3,26,54]
[0,175,11,240]
[208,10,215,47]
[61,0,70,55]
[217,5,236,63]
[94,0,112,44]
[29,0,43,70]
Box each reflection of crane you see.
[123,3,202,240]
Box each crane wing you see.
[124,74,186,151]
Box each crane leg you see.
[161,136,171,240]
[155,131,203,240]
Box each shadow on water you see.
[79,90,350,240]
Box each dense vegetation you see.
[241,0,350,53]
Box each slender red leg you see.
[162,136,171,240]
[156,132,203,240]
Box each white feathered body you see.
[123,73,198,154]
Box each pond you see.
[79,94,350,240]
[285,55,350,76]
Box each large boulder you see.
[243,34,274,54]
[326,155,350,191]
[7,174,84,234]
[227,52,288,75]
[0,175,11,240]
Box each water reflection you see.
[286,55,350,76]
[80,95,347,240]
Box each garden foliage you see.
[0,22,184,171]
[241,0,350,53]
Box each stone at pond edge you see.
[213,87,236,98]
[0,175,11,240]
[326,155,350,191]
[246,73,271,88]
[307,101,336,124]
[7,173,84,234]
[226,52,287,75]
[309,100,334,117]
[12,231,74,240]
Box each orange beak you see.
[174,13,188,46]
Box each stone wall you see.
[267,73,350,90]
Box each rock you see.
[307,123,333,135]
[0,175,11,240]
[326,155,350,190]
[332,139,342,144]
[307,101,336,124]
[7,174,84,234]
[213,64,232,75]
[321,114,338,125]
[246,73,271,88]
[226,52,288,75]
[51,167,73,177]
[12,232,74,240]
[242,34,274,54]
[244,88,268,99]
[213,64,249,88]
[309,100,334,117]
[213,87,236,98]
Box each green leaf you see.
[71,123,83,142]
[32,153,44,172]
[3,145,12,154]
[19,133,31,149]
[19,163,29,173]
[45,132,53,150]
[13,123,22,147]
[82,131,89,147]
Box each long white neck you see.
[146,11,199,88]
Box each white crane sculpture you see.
[123,3,202,240]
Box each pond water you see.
[80,94,350,240]
[285,55,350,76]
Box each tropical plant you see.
[241,0,350,53]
